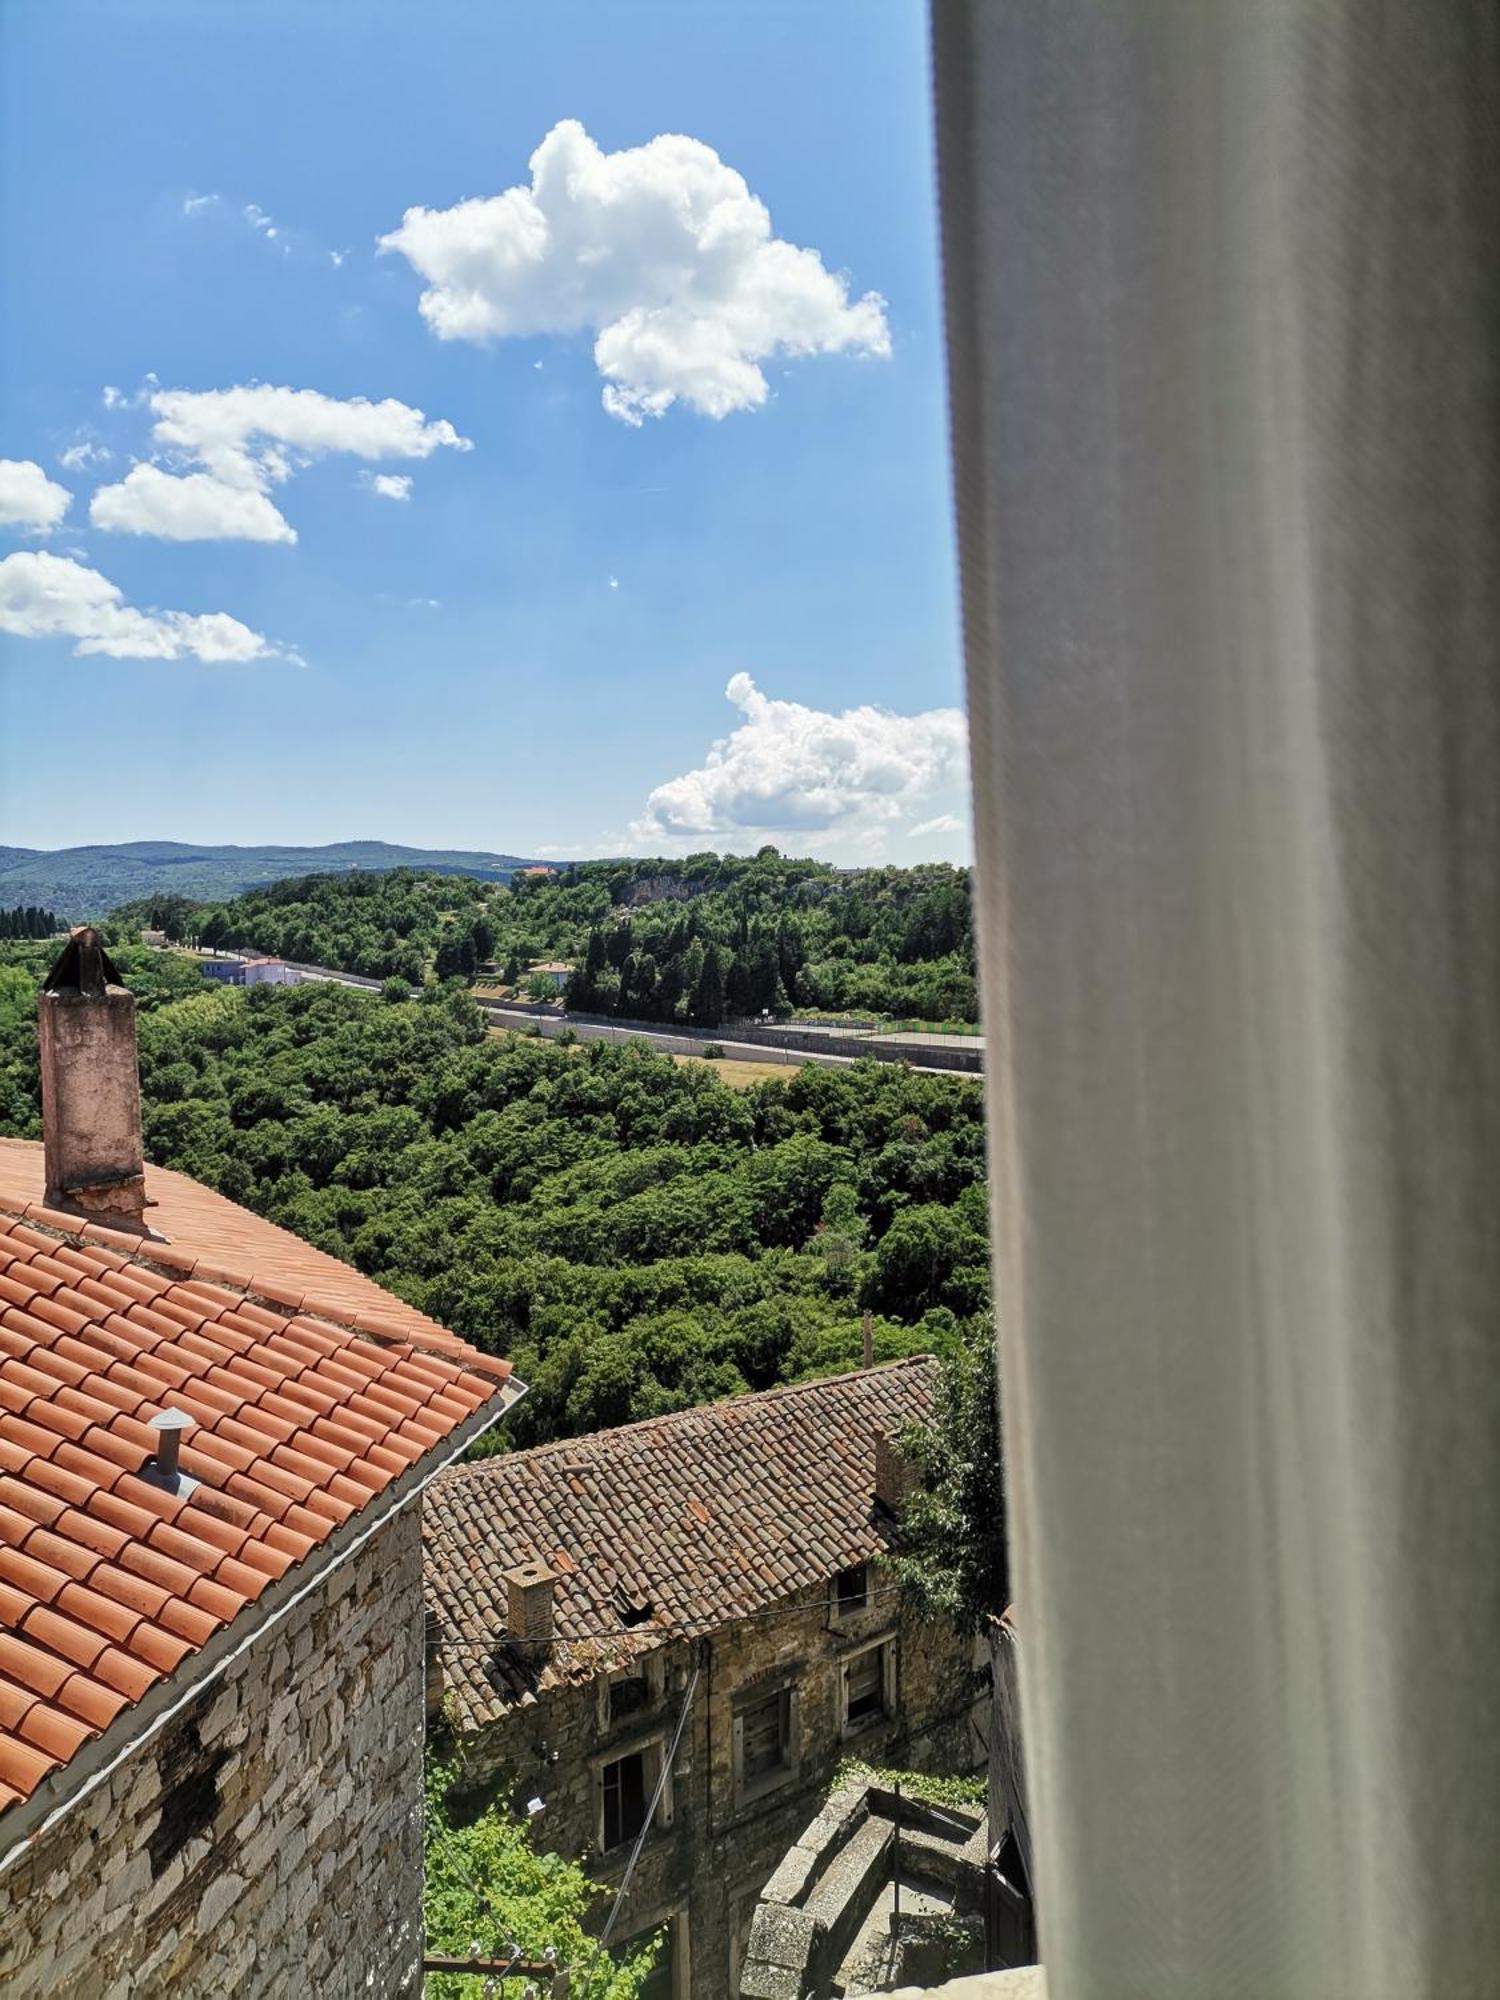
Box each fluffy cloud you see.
[0,551,283,663]
[379,119,890,424]
[90,464,296,542]
[0,459,71,536]
[87,383,468,542]
[634,674,968,843]
[366,472,412,501]
[143,383,470,488]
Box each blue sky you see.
[0,0,967,864]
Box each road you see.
[273,960,983,1079]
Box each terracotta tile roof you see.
[424,1357,937,1731]
[0,1139,514,1822]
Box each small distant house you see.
[423,1360,990,2000]
[240,957,298,987]
[526,960,574,991]
[519,865,558,878]
[0,930,523,1995]
[198,956,298,989]
[139,929,168,948]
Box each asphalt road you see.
[278,961,981,1079]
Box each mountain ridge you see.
[0,840,547,918]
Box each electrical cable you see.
[575,1664,700,1997]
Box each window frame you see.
[594,1729,672,1857]
[598,1649,666,1733]
[839,1633,898,1739]
[832,1561,871,1618]
[732,1679,801,1805]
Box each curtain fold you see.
[932,3,1500,1993]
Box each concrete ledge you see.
[886,1970,1046,2000]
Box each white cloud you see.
[0,460,71,536]
[366,472,412,501]
[86,383,468,542]
[634,674,968,843]
[243,203,278,239]
[329,249,346,268]
[911,813,964,837]
[143,382,470,489]
[182,191,220,216]
[89,463,296,543]
[379,119,890,424]
[101,386,127,410]
[0,551,285,663]
[59,440,112,473]
[608,575,619,590]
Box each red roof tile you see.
[0,1136,518,1823]
[424,1358,937,1732]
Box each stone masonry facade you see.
[442,1576,988,2000]
[0,1508,425,1999]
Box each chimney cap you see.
[43,927,125,999]
[145,1407,197,1490]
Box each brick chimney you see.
[38,928,146,1226]
[874,1427,919,1515]
[505,1560,558,1661]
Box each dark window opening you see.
[602,1749,649,1850]
[609,1670,653,1723]
[844,1647,887,1728]
[631,1918,674,2000]
[836,1563,869,1613]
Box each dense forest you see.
[116,849,979,1026]
[0,905,60,939]
[0,942,990,1447]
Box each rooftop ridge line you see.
[433,1352,938,1483]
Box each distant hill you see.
[0,841,545,919]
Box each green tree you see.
[890,1313,1008,1632]
[425,1755,658,1998]
[690,944,725,1027]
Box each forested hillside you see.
[0,948,990,1448]
[118,849,979,1026]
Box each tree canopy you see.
[890,1312,1009,1635]
[0,945,992,1447]
[111,849,979,1027]
[425,1754,658,1998]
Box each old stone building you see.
[0,933,523,1995]
[424,1359,990,1999]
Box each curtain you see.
[932,3,1500,1993]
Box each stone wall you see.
[442,1578,988,2000]
[0,1508,426,1999]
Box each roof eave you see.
[0,1373,527,1879]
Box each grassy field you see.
[484,1025,799,1090]
[674,1053,801,1088]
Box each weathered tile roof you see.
[424,1357,937,1731]
[0,1138,514,1822]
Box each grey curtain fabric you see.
[932,4,1500,1995]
